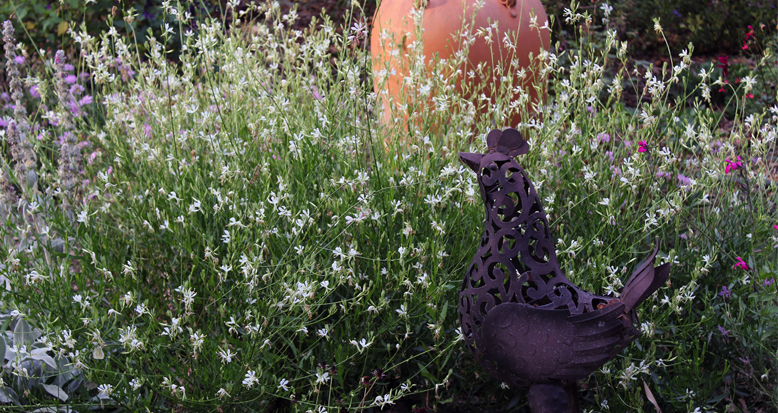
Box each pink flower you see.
[733,257,749,270]
[637,141,648,153]
[724,156,742,174]
[774,225,778,231]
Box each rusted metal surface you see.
[458,128,670,412]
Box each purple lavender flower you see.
[78,95,92,106]
[64,63,74,71]
[764,278,775,286]
[13,55,23,64]
[29,85,40,98]
[70,84,85,95]
[718,325,728,336]
[719,286,732,298]
[677,174,693,191]
[597,132,611,143]
[65,74,78,84]
[68,99,82,117]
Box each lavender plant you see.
[0,1,775,412]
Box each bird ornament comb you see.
[458,128,670,413]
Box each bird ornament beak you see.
[459,127,529,173]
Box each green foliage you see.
[545,0,778,55]
[0,0,222,59]
[0,316,84,407]
[0,1,776,412]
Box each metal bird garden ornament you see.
[458,128,671,413]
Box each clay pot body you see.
[371,0,549,129]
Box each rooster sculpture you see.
[458,128,670,413]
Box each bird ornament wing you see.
[620,240,671,312]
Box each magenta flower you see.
[637,141,648,153]
[773,225,778,231]
[733,257,749,270]
[724,156,742,174]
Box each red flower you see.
[718,79,730,93]
[717,56,729,78]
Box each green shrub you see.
[544,0,777,55]
[0,0,223,60]
[0,1,776,412]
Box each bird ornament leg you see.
[527,382,579,413]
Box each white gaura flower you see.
[375,394,394,407]
[217,348,235,363]
[315,371,330,384]
[396,305,408,317]
[242,370,258,388]
[278,378,289,391]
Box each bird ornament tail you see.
[620,240,671,313]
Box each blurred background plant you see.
[0,0,226,64]
[0,0,775,412]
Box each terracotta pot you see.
[371,0,549,129]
